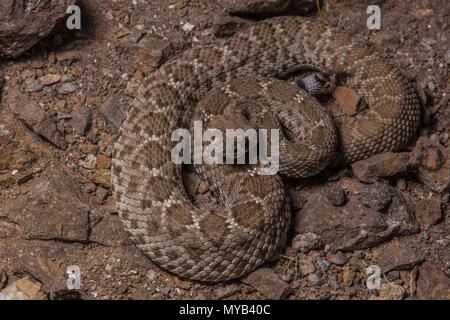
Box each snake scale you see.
[111,16,420,281]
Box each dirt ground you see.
[0,0,448,300]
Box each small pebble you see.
[103,68,112,77]
[316,258,330,271]
[329,252,348,266]
[26,78,43,92]
[325,185,346,206]
[182,22,195,32]
[61,83,77,94]
[21,69,35,80]
[147,270,158,281]
[428,81,435,91]
[440,133,448,144]
[307,273,324,286]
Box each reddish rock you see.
[0,121,36,173]
[340,177,366,195]
[89,208,129,247]
[0,0,77,58]
[328,251,348,266]
[4,164,90,242]
[70,104,92,136]
[376,244,423,273]
[351,152,414,183]
[242,268,291,299]
[39,74,62,86]
[291,232,322,253]
[415,262,450,300]
[414,198,442,226]
[96,155,112,170]
[0,238,85,298]
[332,86,361,115]
[7,88,66,148]
[294,182,419,251]
[133,70,145,81]
[0,277,45,300]
[100,94,126,132]
[122,36,173,69]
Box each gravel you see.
[0,0,447,301]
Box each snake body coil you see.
[112,16,420,281]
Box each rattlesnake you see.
[111,16,420,281]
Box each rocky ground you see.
[0,0,448,300]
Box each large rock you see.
[0,120,36,172]
[89,207,129,247]
[415,262,450,300]
[0,238,82,298]
[242,268,291,299]
[414,198,443,226]
[2,162,90,242]
[0,119,38,188]
[117,36,174,71]
[376,244,423,273]
[351,152,415,183]
[7,88,66,148]
[0,277,45,300]
[0,0,77,58]
[294,181,419,251]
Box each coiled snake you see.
[111,16,420,281]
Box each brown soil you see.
[0,0,448,300]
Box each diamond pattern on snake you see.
[112,16,420,281]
